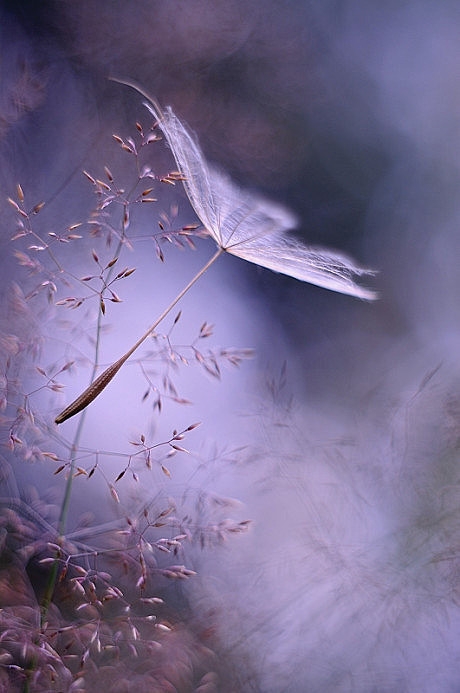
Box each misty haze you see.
[1,2,460,692]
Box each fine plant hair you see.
[54,78,376,426]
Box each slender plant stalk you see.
[41,236,127,626]
[55,247,224,424]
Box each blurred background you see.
[1,1,460,691]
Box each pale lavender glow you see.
[1,3,460,691]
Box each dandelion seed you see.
[55,79,377,424]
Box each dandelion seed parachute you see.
[120,78,377,300]
[55,79,377,425]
